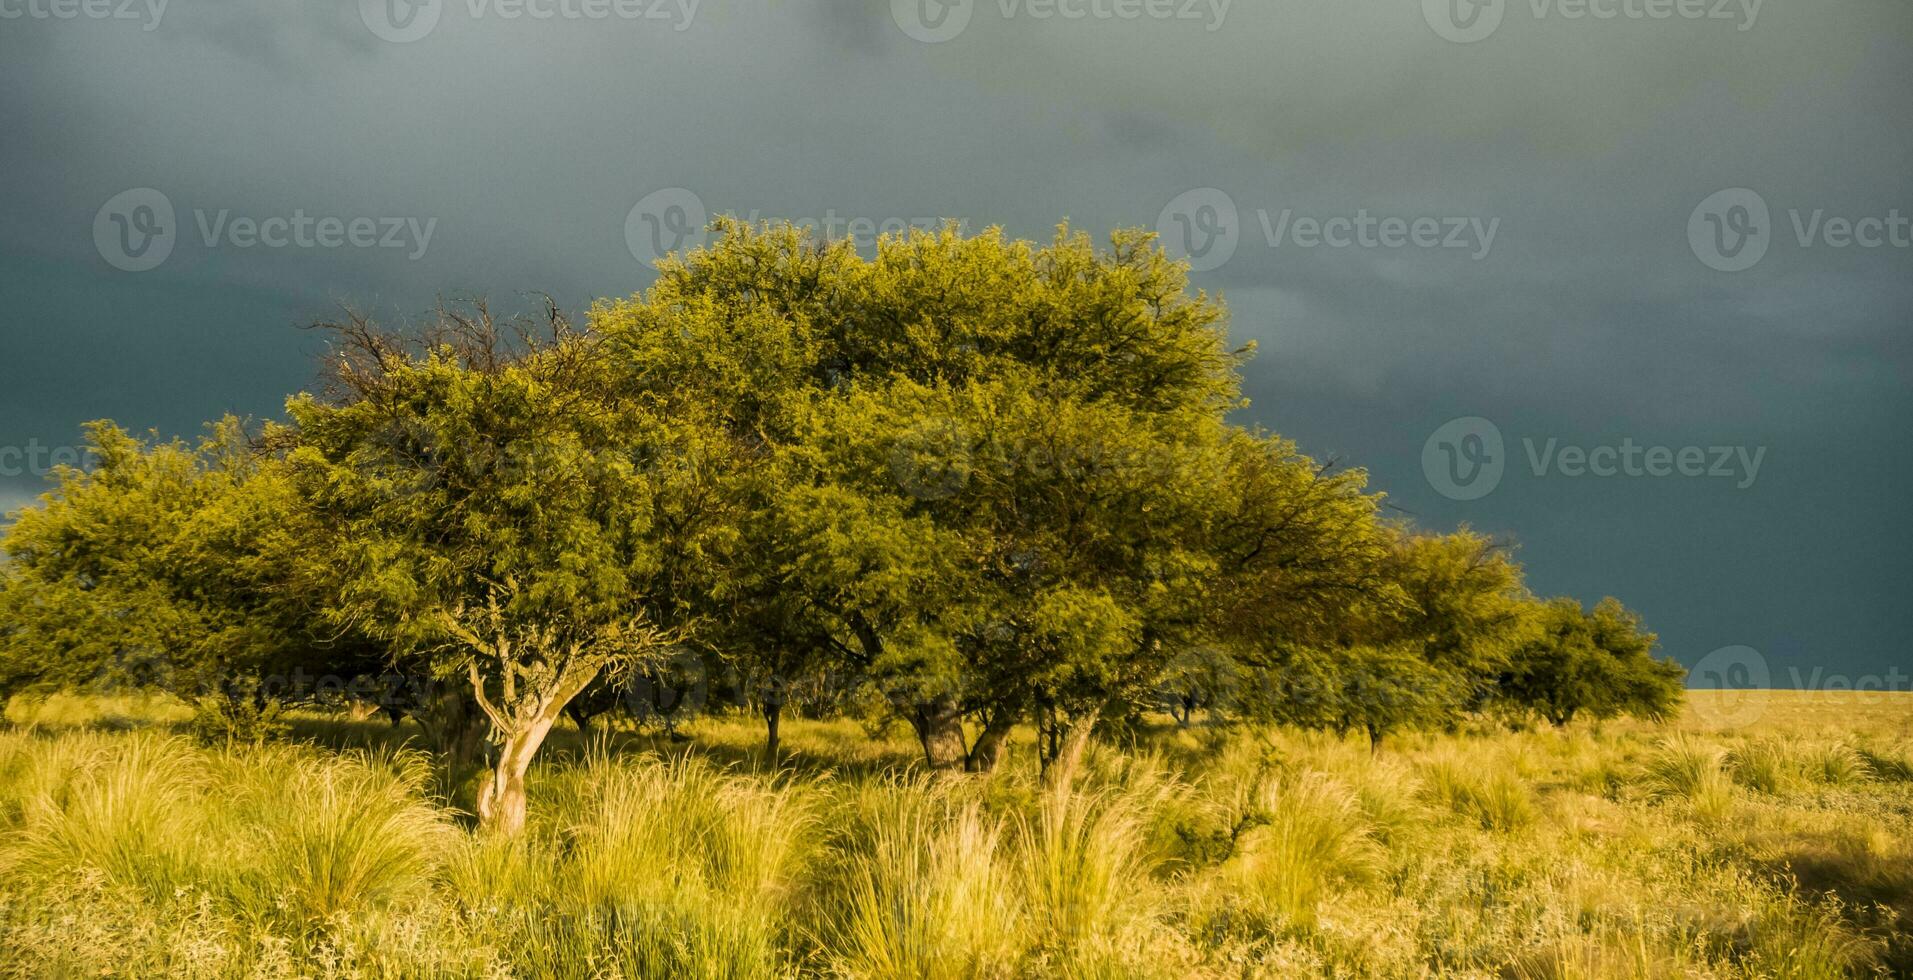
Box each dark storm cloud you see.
[1,0,1908,684]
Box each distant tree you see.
[1373,528,1538,710]
[1501,596,1684,726]
[0,420,385,740]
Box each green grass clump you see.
[11,732,203,897]
[1210,772,1383,930]
[1643,735,1736,821]
[1728,738,1806,794]
[210,744,451,933]
[1803,742,1869,787]
[818,780,1022,980]
[1856,743,1913,782]
[1420,755,1537,831]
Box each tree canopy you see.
[0,220,1687,831]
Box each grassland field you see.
[1,690,1910,979]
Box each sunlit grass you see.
[1,691,1909,977]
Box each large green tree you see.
[280,303,725,834]
[594,220,1260,778]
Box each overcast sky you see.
[1,0,1908,687]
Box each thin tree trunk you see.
[468,665,598,837]
[912,695,968,771]
[476,718,552,837]
[763,700,782,760]
[1044,714,1098,792]
[964,710,1017,773]
[475,700,566,836]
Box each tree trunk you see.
[468,664,599,838]
[565,701,594,737]
[911,695,968,771]
[1043,714,1098,792]
[416,688,486,775]
[476,707,562,837]
[763,700,782,760]
[963,710,1017,773]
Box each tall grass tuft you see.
[212,744,451,932]
[1856,743,1913,782]
[1014,786,1159,963]
[1420,755,1536,832]
[1206,771,1384,932]
[544,753,809,978]
[817,777,1022,980]
[1643,735,1735,821]
[1803,742,1868,787]
[12,733,202,897]
[1727,738,1804,795]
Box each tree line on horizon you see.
[0,220,1685,835]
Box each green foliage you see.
[186,694,290,747]
[280,302,728,832]
[1501,597,1685,726]
[1419,754,1537,831]
[1205,772,1384,930]
[0,220,1693,830]
[591,219,1319,771]
[0,420,373,722]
